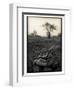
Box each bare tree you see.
[42,22,56,38]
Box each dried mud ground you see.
[27,35,62,73]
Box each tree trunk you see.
[47,32,51,39]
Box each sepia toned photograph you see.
[27,16,62,73]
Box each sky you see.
[28,16,62,37]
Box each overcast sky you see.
[28,16,62,37]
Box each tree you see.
[31,30,37,36]
[42,22,56,38]
[33,30,37,36]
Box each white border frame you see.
[9,4,71,86]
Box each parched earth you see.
[27,36,62,73]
